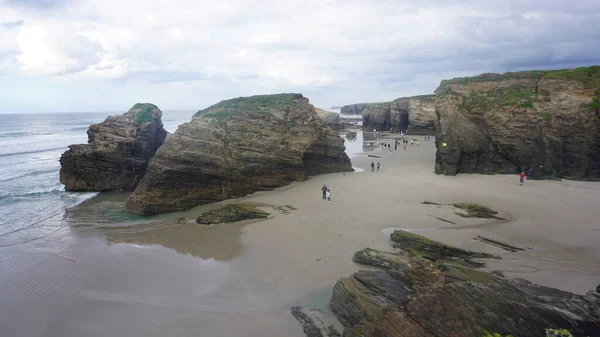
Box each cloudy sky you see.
[0,0,599,113]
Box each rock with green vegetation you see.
[453,203,504,219]
[329,231,600,337]
[390,229,494,264]
[196,204,269,224]
[340,103,371,115]
[60,103,167,191]
[315,108,344,130]
[125,94,352,215]
[352,248,411,270]
[434,66,600,180]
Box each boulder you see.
[125,94,352,215]
[59,103,167,191]
[196,204,269,224]
[434,66,600,180]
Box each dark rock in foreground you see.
[329,230,600,337]
[291,306,341,337]
[196,204,269,224]
[435,66,600,180]
[125,94,352,215]
[59,103,167,191]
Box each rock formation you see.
[329,230,600,337]
[435,66,600,180]
[340,103,370,115]
[59,103,167,191]
[361,95,435,134]
[196,204,269,224]
[125,94,352,215]
[316,108,344,130]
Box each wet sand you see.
[1,132,599,337]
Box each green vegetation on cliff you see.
[129,103,157,123]
[440,65,600,88]
[193,93,305,120]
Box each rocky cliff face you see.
[340,103,369,115]
[316,108,344,130]
[435,66,600,180]
[362,95,435,134]
[59,103,167,191]
[125,94,352,215]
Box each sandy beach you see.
[2,131,599,337]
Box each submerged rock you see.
[196,204,269,224]
[434,66,600,180]
[59,103,167,191]
[125,94,352,215]
[330,231,600,337]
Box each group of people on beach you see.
[321,184,332,203]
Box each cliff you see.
[361,95,435,134]
[59,103,167,191]
[125,94,352,215]
[340,103,370,115]
[329,230,600,337]
[434,66,600,180]
[315,108,343,130]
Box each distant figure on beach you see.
[528,168,535,179]
[394,143,397,151]
[322,184,328,199]
[403,144,407,150]
[416,140,420,146]
[410,139,414,146]
[370,161,375,172]
[376,162,380,171]
[519,172,526,185]
[326,189,331,203]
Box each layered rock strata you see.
[59,103,167,191]
[435,66,600,180]
[330,230,600,337]
[125,94,352,215]
[361,95,435,134]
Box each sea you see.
[0,110,194,248]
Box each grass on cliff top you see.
[193,93,305,120]
[440,65,600,88]
[129,103,157,123]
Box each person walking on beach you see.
[394,143,397,151]
[519,172,526,185]
[322,184,328,199]
[370,161,375,172]
[326,189,331,203]
[403,144,407,150]
[376,162,380,171]
[528,168,535,180]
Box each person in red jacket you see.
[519,172,526,185]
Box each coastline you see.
[1,132,599,336]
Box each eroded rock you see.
[434,66,600,180]
[125,94,352,215]
[196,204,269,224]
[59,103,167,191]
[330,231,600,337]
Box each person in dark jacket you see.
[321,184,328,199]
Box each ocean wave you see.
[0,187,65,200]
[0,146,68,158]
[0,168,58,182]
[0,131,54,138]
[69,126,89,131]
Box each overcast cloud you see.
[0,0,599,113]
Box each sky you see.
[0,0,599,113]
